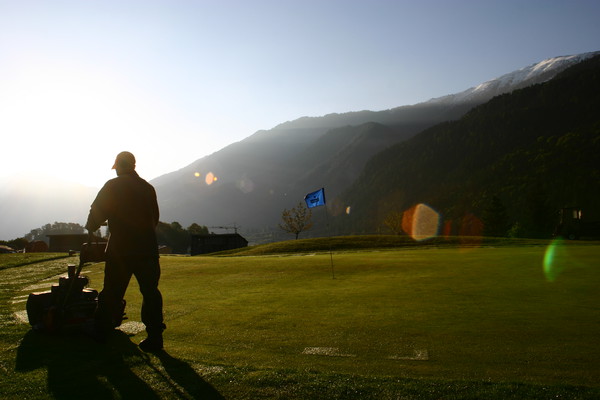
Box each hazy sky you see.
[1,0,599,188]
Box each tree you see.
[156,221,189,254]
[187,223,209,235]
[155,221,209,254]
[0,237,28,251]
[279,202,313,239]
[482,195,510,237]
[24,222,85,243]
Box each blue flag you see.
[304,188,326,208]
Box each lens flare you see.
[194,172,201,177]
[459,213,483,236]
[205,172,217,185]
[543,238,567,282]
[403,203,440,241]
[442,220,453,237]
[236,177,255,193]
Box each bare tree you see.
[279,202,313,239]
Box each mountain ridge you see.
[151,51,599,240]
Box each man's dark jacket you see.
[86,170,159,259]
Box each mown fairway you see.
[1,239,599,399]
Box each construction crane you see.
[209,223,241,234]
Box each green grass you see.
[214,234,556,255]
[0,253,70,270]
[1,237,600,399]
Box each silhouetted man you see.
[85,151,165,351]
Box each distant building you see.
[158,245,172,254]
[25,240,49,253]
[46,234,103,253]
[190,233,248,255]
[0,244,15,253]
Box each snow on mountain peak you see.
[488,52,599,89]
[429,51,600,105]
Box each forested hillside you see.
[336,55,600,237]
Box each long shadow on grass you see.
[154,350,225,399]
[16,330,223,399]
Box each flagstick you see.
[304,188,334,279]
[324,205,335,279]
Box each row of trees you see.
[156,222,208,253]
[280,195,517,240]
[1,222,88,251]
[25,222,85,242]
[1,221,209,253]
[1,196,538,254]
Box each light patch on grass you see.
[117,321,146,335]
[191,363,225,375]
[21,282,55,291]
[13,310,29,324]
[20,276,65,292]
[10,294,29,304]
[19,269,93,291]
[388,349,429,361]
[302,347,356,357]
[20,269,95,291]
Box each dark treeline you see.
[156,222,208,254]
[25,222,85,242]
[1,221,209,254]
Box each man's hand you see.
[80,241,92,263]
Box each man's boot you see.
[139,326,164,352]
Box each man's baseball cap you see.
[112,151,136,170]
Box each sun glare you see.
[0,59,184,187]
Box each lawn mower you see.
[26,237,125,334]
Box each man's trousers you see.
[95,255,165,335]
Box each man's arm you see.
[151,186,159,227]
[86,185,111,232]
